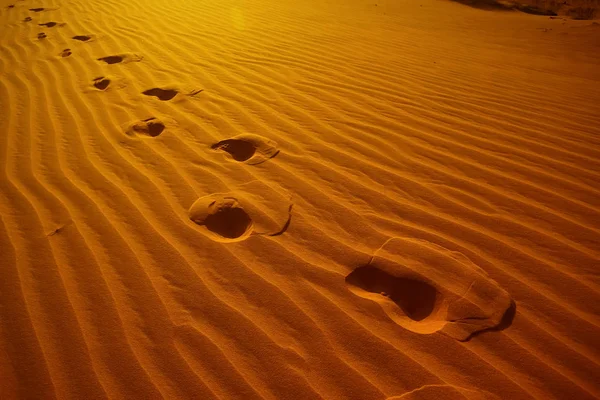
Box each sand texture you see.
[1,0,599,398]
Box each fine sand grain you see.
[1,0,599,398]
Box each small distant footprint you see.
[72,35,93,42]
[211,134,279,165]
[37,32,47,40]
[125,117,165,137]
[142,87,202,101]
[92,76,110,90]
[346,237,515,341]
[39,22,61,28]
[97,53,143,65]
[59,48,72,58]
[29,7,46,12]
[23,16,32,22]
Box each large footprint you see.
[346,237,515,341]
[188,181,292,242]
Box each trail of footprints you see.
[19,2,515,341]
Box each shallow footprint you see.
[97,53,142,65]
[211,134,279,165]
[125,117,165,137]
[346,237,515,341]
[37,32,47,39]
[59,48,71,58]
[188,181,292,242]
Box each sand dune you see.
[1,0,599,398]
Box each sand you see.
[0,0,599,398]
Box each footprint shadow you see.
[97,53,143,65]
[142,87,202,102]
[142,88,179,101]
[93,76,110,90]
[98,55,124,64]
[211,134,279,165]
[346,266,438,321]
[73,35,93,42]
[125,117,166,137]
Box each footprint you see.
[59,48,72,58]
[92,76,110,91]
[39,22,60,27]
[188,181,292,242]
[72,35,92,42]
[142,87,203,101]
[97,53,142,65]
[190,197,253,240]
[125,117,165,137]
[211,134,279,165]
[347,267,438,322]
[142,88,178,101]
[29,7,45,12]
[23,17,32,22]
[37,32,47,39]
[346,237,515,341]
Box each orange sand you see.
[1,0,599,398]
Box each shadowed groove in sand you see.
[346,266,438,321]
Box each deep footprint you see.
[37,32,47,39]
[189,197,253,240]
[93,76,110,91]
[60,48,72,58]
[73,35,92,42]
[346,266,438,322]
[142,88,179,101]
[29,7,45,12]
[346,237,515,341]
[39,22,58,27]
[211,139,256,162]
[211,134,279,164]
[127,117,165,137]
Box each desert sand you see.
[1,0,599,398]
